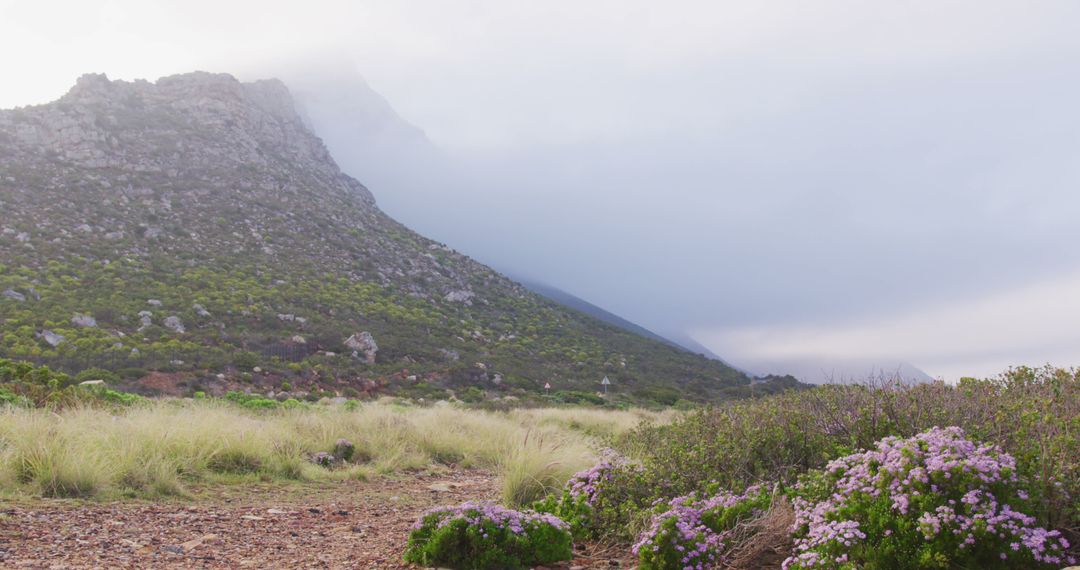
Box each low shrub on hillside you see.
[617,366,1080,543]
[403,502,572,569]
[633,485,771,569]
[0,357,144,408]
[784,427,1075,569]
[533,452,654,540]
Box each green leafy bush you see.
[222,391,280,410]
[403,502,572,569]
[74,367,120,386]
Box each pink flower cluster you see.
[632,486,765,569]
[784,426,1075,569]
[564,450,638,507]
[415,501,569,536]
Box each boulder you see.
[2,289,25,302]
[38,330,66,347]
[193,303,211,317]
[344,332,378,364]
[163,315,185,333]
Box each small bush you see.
[534,453,655,541]
[784,427,1075,569]
[403,502,572,569]
[633,485,771,569]
[74,368,120,386]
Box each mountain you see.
[520,280,697,352]
[0,72,749,403]
[734,357,935,385]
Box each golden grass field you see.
[0,400,675,505]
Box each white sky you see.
[3,0,1079,381]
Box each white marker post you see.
[601,376,611,394]
[544,382,551,393]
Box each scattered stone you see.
[333,439,355,462]
[163,316,185,333]
[290,335,306,344]
[71,313,97,328]
[178,533,217,552]
[79,380,106,386]
[444,289,475,305]
[2,289,25,302]
[37,329,66,347]
[311,452,337,467]
[137,310,153,330]
[193,303,211,317]
[147,299,162,306]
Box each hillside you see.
[0,72,749,403]
[520,280,691,351]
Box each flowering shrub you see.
[632,485,771,569]
[533,453,650,539]
[403,501,572,569]
[784,426,1075,569]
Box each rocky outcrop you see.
[163,316,185,334]
[37,330,65,347]
[344,332,378,364]
[444,290,475,305]
[71,313,97,328]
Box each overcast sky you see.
[3,0,1080,380]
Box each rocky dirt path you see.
[0,469,634,569]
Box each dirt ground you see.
[0,469,635,569]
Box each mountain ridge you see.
[0,71,751,403]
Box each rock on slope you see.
[0,72,748,401]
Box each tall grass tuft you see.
[500,429,591,507]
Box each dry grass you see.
[726,492,796,570]
[0,400,662,503]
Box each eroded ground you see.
[0,469,633,569]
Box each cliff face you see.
[0,72,748,402]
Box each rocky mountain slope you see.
[0,72,749,402]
